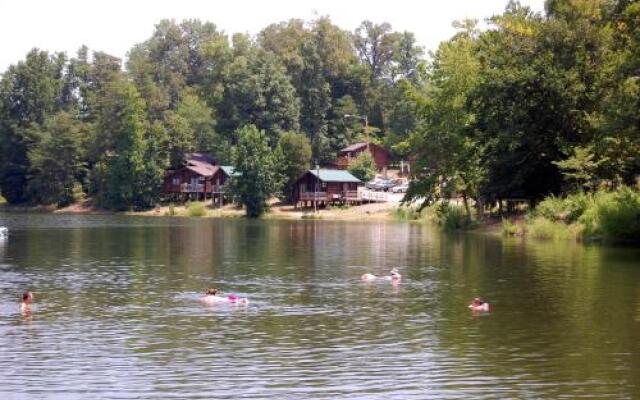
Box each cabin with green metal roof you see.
[293,169,362,207]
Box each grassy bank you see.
[391,202,479,231]
[501,187,640,242]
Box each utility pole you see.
[314,160,319,214]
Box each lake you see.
[0,213,639,399]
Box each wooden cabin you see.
[335,142,391,171]
[210,166,238,206]
[293,169,361,208]
[163,153,239,203]
[163,154,216,201]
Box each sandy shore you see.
[131,199,403,221]
[1,198,405,222]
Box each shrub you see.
[348,152,376,182]
[501,218,521,236]
[392,206,424,221]
[186,202,207,217]
[526,216,577,240]
[585,187,640,240]
[528,186,640,242]
[435,203,476,231]
[535,192,590,223]
[301,213,323,219]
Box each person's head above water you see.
[204,288,218,296]
[389,268,402,280]
[22,291,33,304]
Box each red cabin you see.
[163,153,238,204]
[335,142,391,171]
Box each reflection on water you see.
[0,213,639,399]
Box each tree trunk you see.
[475,197,484,220]
[462,191,472,221]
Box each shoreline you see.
[0,199,405,222]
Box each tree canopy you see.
[1,5,639,212]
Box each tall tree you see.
[218,49,300,146]
[230,125,283,217]
[403,21,484,218]
[0,49,65,203]
[94,80,160,210]
[276,132,312,203]
[27,111,87,206]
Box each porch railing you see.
[300,191,360,202]
[179,183,205,193]
[300,192,328,201]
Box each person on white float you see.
[361,268,402,283]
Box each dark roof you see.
[307,169,361,183]
[341,142,369,152]
[185,163,216,177]
[185,152,216,165]
[167,153,217,178]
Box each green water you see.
[0,214,639,399]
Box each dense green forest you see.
[0,0,639,217]
[404,0,640,213]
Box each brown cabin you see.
[293,169,361,208]
[335,142,391,171]
[163,153,237,204]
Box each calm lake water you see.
[0,213,639,399]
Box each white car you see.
[391,182,409,193]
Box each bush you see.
[526,216,582,240]
[535,192,590,223]
[348,152,376,182]
[582,187,640,240]
[391,206,425,221]
[186,202,207,217]
[435,203,476,231]
[501,218,521,236]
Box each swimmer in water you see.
[21,291,34,315]
[201,287,249,305]
[469,297,491,312]
[388,268,402,282]
[361,268,402,282]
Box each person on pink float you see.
[361,268,402,283]
[469,297,491,312]
[201,288,249,305]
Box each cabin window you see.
[172,177,180,185]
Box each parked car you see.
[391,181,410,193]
[365,178,383,190]
[376,179,397,192]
